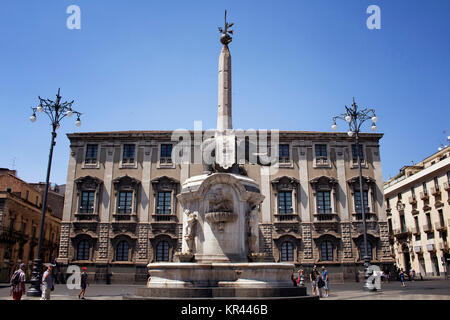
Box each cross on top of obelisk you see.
[218,10,234,45]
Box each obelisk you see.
[215,10,235,170]
[216,10,233,132]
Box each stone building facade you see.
[0,169,62,282]
[384,146,450,278]
[57,130,393,283]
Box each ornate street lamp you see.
[27,88,82,296]
[331,97,377,288]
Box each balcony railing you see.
[152,214,177,222]
[313,213,339,222]
[409,226,420,235]
[393,228,411,238]
[408,196,417,205]
[274,214,298,222]
[113,213,137,222]
[413,246,422,254]
[422,223,433,233]
[444,181,450,191]
[352,212,377,221]
[435,220,447,231]
[74,212,99,221]
[431,186,441,196]
[420,191,429,201]
[426,243,435,252]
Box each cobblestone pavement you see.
[0,280,449,300]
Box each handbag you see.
[318,278,325,288]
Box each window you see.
[31,226,36,239]
[156,241,169,261]
[411,187,416,199]
[118,191,133,214]
[426,213,431,228]
[423,182,428,195]
[447,171,450,184]
[157,192,172,214]
[414,216,419,231]
[354,190,369,213]
[25,190,29,201]
[278,191,293,214]
[77,240,90,260]
[116,241,129,261]
[321,241,333,261]
[400,215,406,233]
[122,144,135,164]
[351,144,364,162]
[160,144,173,164]
[80,191,95,213]
[85,144,98,164]
[434,177,439,191]
[397,193,402,200]
[386,197,390,209]
[281,242,294,261]
[315,144,328,165]
[317,191,332,213]
[359,242,372,260]
[388,219,392,233]
[438,209,444,226]
[279,144,290,164]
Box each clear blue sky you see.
[0,0,449,185]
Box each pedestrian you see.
[386,270,390,283]
[297,269,305,287]
[310,265,319,296]
[10,263,26,300]
[78,267,89,299]
[41,264,54,300]
[410,268,415,281]
[321,266,330,297]
[399,269,406,287]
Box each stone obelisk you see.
[217,10,233,132]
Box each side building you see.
[0,169,62,282]
[384,146,450,278]
[56,130,393,283]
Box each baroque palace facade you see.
[57,129,393,283]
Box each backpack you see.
[10,271,20,286]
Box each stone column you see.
[260,166,272,223]
[139,145,153,223]
[297,146,311,222]
[335,146,349,221]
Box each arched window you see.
[321,241,333,261]
[77,240,90,260]
[281,241,294,261]
[359,242,373,260]
[156,241,170,261]
[116,241,129,261]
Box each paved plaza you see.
[0,279,449,300]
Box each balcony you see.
[74,212,99,221]
[420,191,429,201]
[274,214,299,222]
[435,220,447,231]
[408,196,417,205]
[422,223,433,233]
[431,186,441,196]
[444,181,450,191]
[152,214,177,223]
[313,213,339,223]
[386,208,392,216]
[426,243,435,252]
[352,212,377,221]
[413,246,423,254]
[112,212,137,222]
[393,227,411,239]
[409,225,420,235]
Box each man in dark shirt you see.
[310,265,319,296]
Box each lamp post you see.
[27,88,82,296]
[331,97,377,288]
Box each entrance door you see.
[431,255,440,276]
[403,252,411,273]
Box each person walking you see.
[399,269,406,287]
[410,268,415,281]
[310,265,319,296]
[78,267,89,299]
[10,263,26,300]
[297,269,305,287]
[321,266,330,297]
[41,264,54,300]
